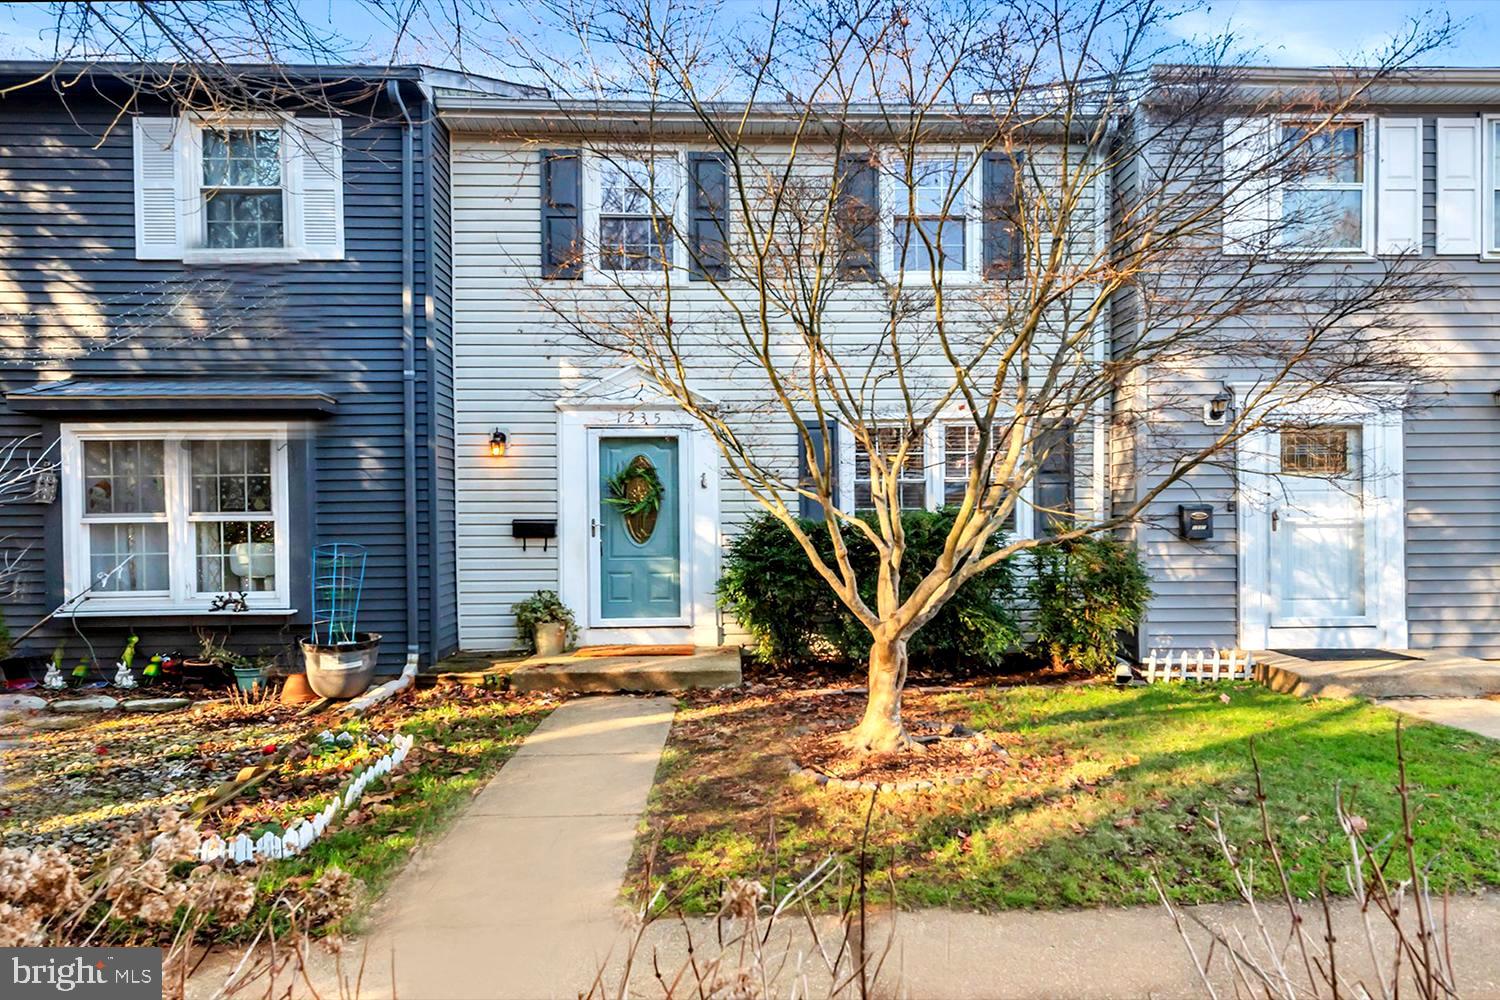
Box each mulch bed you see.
[0,695,350,864]
[789,721,1017,784]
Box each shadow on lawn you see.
[638,682,1500,913]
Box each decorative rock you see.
[50,695,120,713]
[20,715,90,731]
[122,697,192,713]
[0,694,46,714]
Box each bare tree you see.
[441,0,1454,754]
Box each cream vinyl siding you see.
[451,137,1105,649]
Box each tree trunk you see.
[844,634,918,753]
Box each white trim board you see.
[1234,389,1408,650]
[556,401,721,647]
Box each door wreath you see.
[604,456,665,543]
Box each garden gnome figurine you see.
[113,634,140,688]
[44,642,66,690]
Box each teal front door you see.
[598,436,682,621]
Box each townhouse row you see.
[3,61,1499,670]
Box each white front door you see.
[1237,395,1407,650]
[1268,426,1369,627]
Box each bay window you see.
[62,424,290,613]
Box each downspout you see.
[388,79,421,678]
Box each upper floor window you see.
[132,114,344,262]
[202,127,286,250]
[1280,121,1367,250]
[895,155,969,272]
[597,156,676,272]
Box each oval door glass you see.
[621,456,660,543]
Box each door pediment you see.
[556,367,716,412]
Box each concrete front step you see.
[1257,649,1500,700]
[509,646,742,693]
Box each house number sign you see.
[614,409,663,425]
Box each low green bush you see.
[718,510,1021,668]
[1028,536,1151,673]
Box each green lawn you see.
[632,681,1500,912]
[241,687,552,935]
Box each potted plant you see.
[513,590,577,657]
[300,543,380,699]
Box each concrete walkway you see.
[1381,697,1500,740]
[198,695,676,1000]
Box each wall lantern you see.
[489,429,509,458]
[1203,390,1231,427]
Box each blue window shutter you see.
[687,152,729,280]
[1034,420,1074,536]
[982,150,1024,278]
[836,155,879,279]
[797,422,840,519]
[540,149,582,279]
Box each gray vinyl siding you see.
[1125,108,1500,657]
[0,80,453,672]
[426,118,460,658]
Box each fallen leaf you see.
[1219,693,1231,704]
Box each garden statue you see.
[112,634,140,688]
[43,643,66,690]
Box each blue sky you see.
[2,0,1498,73]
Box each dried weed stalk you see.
[1156,722,1458,1000]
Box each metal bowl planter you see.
[304,542,375,699]
[300,633,381,699]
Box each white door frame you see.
[557,403,721,647]
[1235,386,1408,650]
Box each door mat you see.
[572,644,697,658]
[1270,649,1422,662]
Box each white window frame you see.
[880,147,984,282]
[1276,116,1375,256]
[60,421,292,616]
[581,149,687,282]
[1481,114,1500,258]
[180,113,304,264]
[836,418,1036,538]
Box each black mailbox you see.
[512,519,558,551]
[1177,503,1213,541]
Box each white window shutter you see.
[133,117,184,259]
[1436,117,1481,255]
[1376,117,1423,255]
[1222,116,1274,254]
[293,118,345,260]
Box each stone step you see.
[509,647,742,694]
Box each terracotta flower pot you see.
[279,672,318,705]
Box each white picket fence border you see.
[1140,648,1254,683]
[201,732,415,865]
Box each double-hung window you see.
[202,127,286,249]
[853,426,927,510]
[595,155,678,273]
[892,154,972,273]
[62,424,291,613]
[1280,121,1368,251]
[846,422,1035,534]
